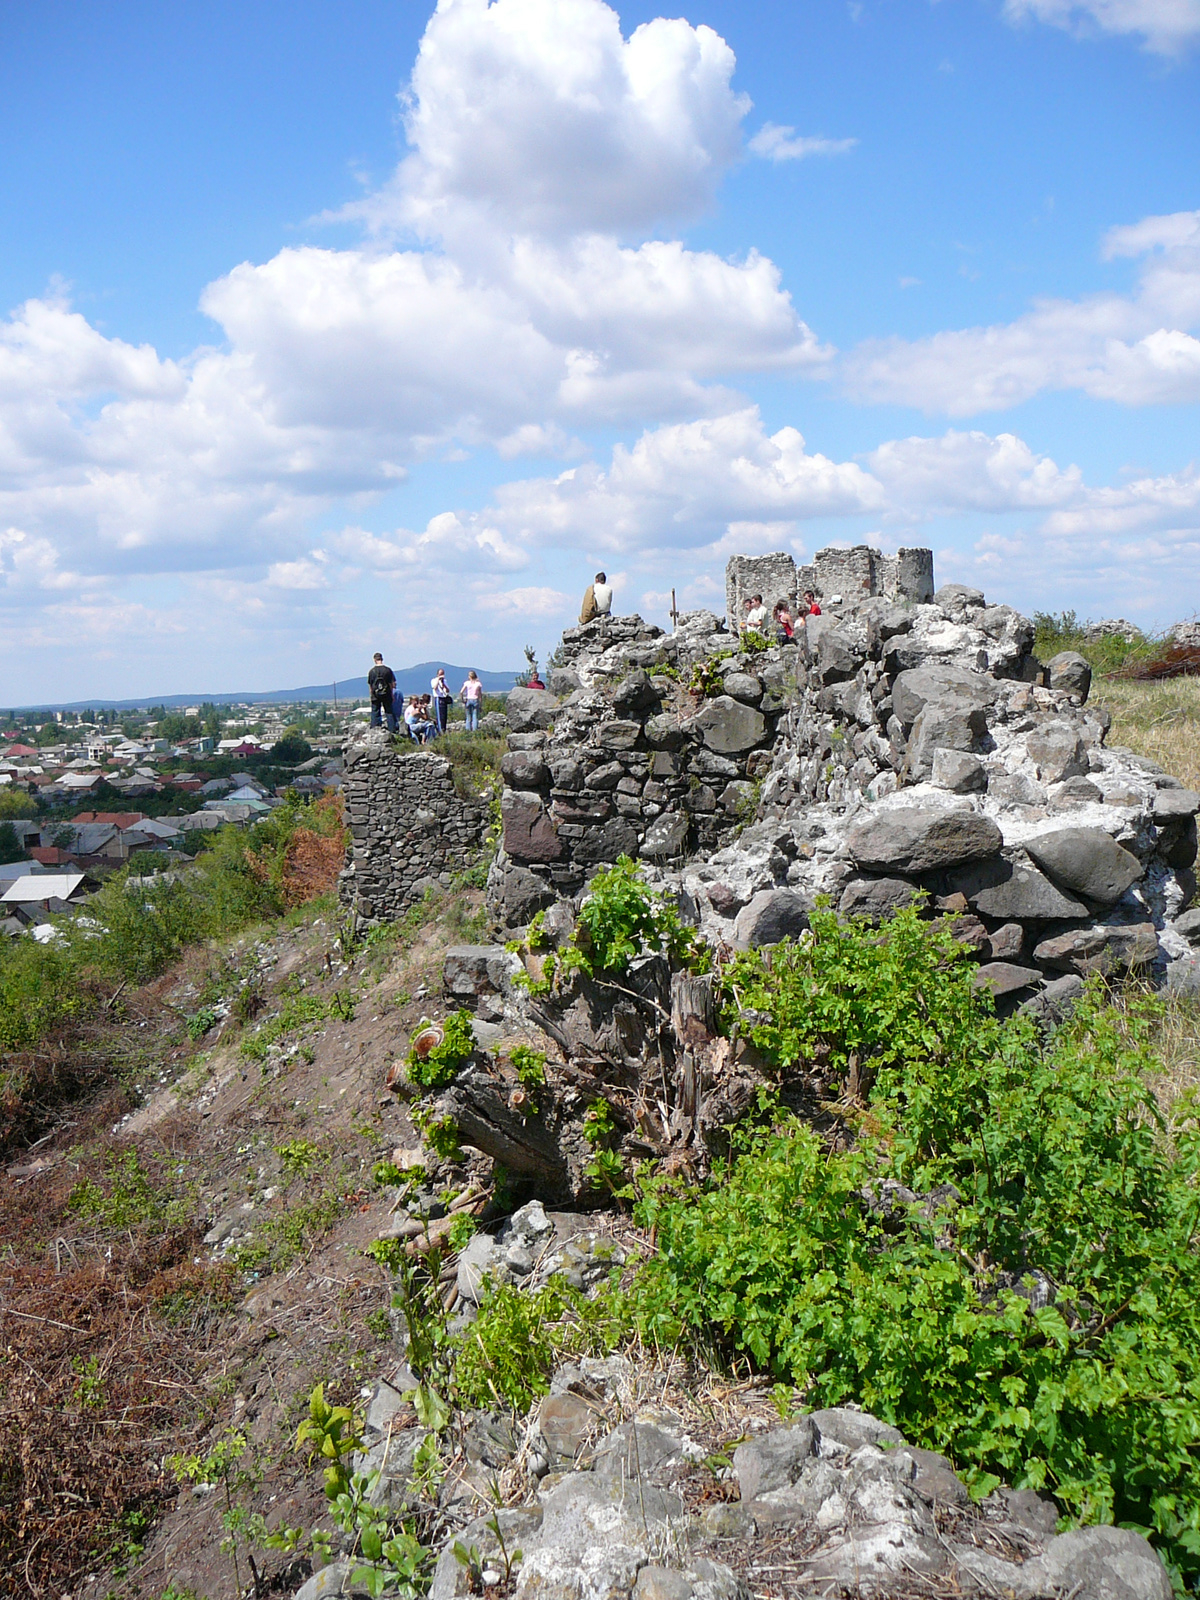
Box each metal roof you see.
[1,873,88,903]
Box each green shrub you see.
[566,856,708,977]
[406,1010,475,1090]
[630,909,1200,1585]
[69,1150,193,1232]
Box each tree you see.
[0,788,37,820]
[0,822,24,864]
[272,727,313,765]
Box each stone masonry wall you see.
[727,545,934,625]
[339,729,486,923]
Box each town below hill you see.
[10,660,521,714]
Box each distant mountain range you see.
[12,662,522,714]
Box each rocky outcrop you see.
[319,1351,1172,1600]
[479,542,1200,1007]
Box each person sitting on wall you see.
[744,593,768,632]
[368,652,397,731]
[773,600,795,643]
[460,670,483,732]
[580,570,613,624]
[404,697,429,743]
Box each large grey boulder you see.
[1153,787,1200,822]
[641,811,689,859]
[572,816,640,864]
[847,806,1003,874]
[933,582,985,620]
[809,1408,904,1453]
[443,945,521,1013]
[500,750,552,790]
[973,961,1044,997]
[506,686,560,733]
[1024,827,1144,905]
[694,695,767,754]
[1033,920,1158,976]
[733,888,811,948]
[1021,1526,1173,1600]
[1046,650,1092,702]
[1025,722,1089,784]
[722,671,763,705]
[733,1421,815,1501]
[611,670,659,717]
[816,628,862,685]
[891,664,997,727]
[906,702,988,781]
[956,857,1089,921]
[644,712,687,750]
[931,748,987,793]
[487,862,557,927]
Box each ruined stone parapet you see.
[731,544,935,622]
[339,729,486,923]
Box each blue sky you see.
[1,0,1198,700]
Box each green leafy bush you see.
[631,909,1200,1585]
[565,856,707,977]
[406,1009,475,1089]
[456,1278,623,1411]
[69,1150,193,1232]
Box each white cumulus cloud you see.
[1003,0,1200,55]
[843,209,1200,413]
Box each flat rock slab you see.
[695,695,768,755]
[1024,827,1144,906]
[507,686,560,733]
[1033,921,1158,976]
[953,856,1089,921]
[973,961,1043,996]
[848,806,1002,874]
[1153,788,1200,822]
[839,876,923,921]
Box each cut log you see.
[434,1067,597,1202]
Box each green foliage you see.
[228,1187,345,1274]
[626,907,1200,1584]
[456,1277,623,1412]
[0,787,37,819]
[239,989,354,1061]
[447,1212,476,1251]
[0,936,86,1052]
[185,1005,217,1040]
[1032,610,1157,676]
[168,1428,263,1597]
[741,628,770,653]
[68,1150,193,1232]
[508,1044,546,1088]
[275,1137,323,1182]
[687,649,734,697]
[406,1009,476,1089]
[0,822,23,863]
[564,856,708,979]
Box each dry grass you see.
[1092,673,1200,791]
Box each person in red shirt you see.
[772,600,794,642]
[802,589,822,617]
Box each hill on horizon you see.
[10,661,522,714]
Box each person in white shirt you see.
[431,668,452,735]
[460,670,484,732]
[744,594,768,632]
[580,571,614,623]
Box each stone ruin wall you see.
[339,731,487,923]
[725,545,934,626]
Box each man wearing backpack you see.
[368,652,397,731]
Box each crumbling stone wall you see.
[727,546,934,624]
[339,730,486,922]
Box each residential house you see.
[1,871,95,921]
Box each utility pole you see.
[670,589,680,632]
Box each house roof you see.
[2,872,88,903]
[5,744,38,757]
[71,811,147,829]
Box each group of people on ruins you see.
[366,570,824,740]
[741,588,821,644]
[367,654,484,740]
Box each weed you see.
[275,1137,324,1182]
[69,1150,194,1233]
[240,990,354,1061]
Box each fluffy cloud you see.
[353,0,748,241]
[843,209,1200,414]
[1003,0,1200,55]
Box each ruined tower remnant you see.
[725,545,934,625]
